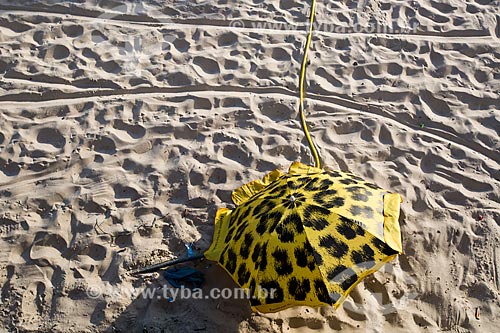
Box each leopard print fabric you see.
[204,162,402,312]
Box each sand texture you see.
[0,0,499,332]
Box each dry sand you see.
[0,0,499,332]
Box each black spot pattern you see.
[372,236,399,256]
[340,268,358,291]
[326,189,338,196]
[327,265,348,281]
[260,280,284,304]
[304,242,317,271]
[276,223,294,243]
[266,211,283,233]
[272,248,294,276]
[324,197,345,208]
[352,193,369,202]
[237,207,250,224]
[303,204,331,220]
[265,178,283,190]
[276,213,304,243]
[294,242,316,271]
[344,217,366,236]
[336,218,357,239]
[228,211,240,226]
[295,246,309,268]
[249,278,256,294]
[324,170,342,178]
[346,186,372,202]
[316,189,338,200]
[252,242,268,271]
[266,179,288,193]
[252,201,264,218]
[352,175,365,181]
[304,216,329,230]
[319,179,334,191]
[225,248,237,274]
[312,192,324,204]
[304,177,321,191]
[257,210,281,235]
[256,218,268,235]
[224,226,235,243]
[323,170,342,178]
[365,182,382,190]
[248,277,261,306]
[260,243,269,271]
[237,262,251,285]
[287,213,304,232]
[240,233,254,259]
[319,235,349,258]
[252,243,261,262]
[340,178,357,185]
[351,244,376,269]
[298,176,312,184]
[314,279,332,304]
[219,244,230,264]
[312,249,323,265]
[253,200,274,218]
[250,297,262,306]
[350,205,374,218]
[233,220,249,242]
[287,179,303,189]
[264,187,287,200]
[362,244,375,257]
[288,277,311,301]
[327,266,358,291]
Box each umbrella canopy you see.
[204,162,402,313]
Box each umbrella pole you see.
[129,254,205,275]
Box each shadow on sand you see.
[107,261,253,332]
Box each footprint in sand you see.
[92,136,117,155]
[0,158,20,177]
[113,120,146,140]
[193,56,221,76]
[36,127,66,149]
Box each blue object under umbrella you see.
[163,267,205,289]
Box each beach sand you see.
[0,0,499,332]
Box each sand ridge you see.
[1,0,500,332]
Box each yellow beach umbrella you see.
[203,161,402,312]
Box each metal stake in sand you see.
[129,254,204,275]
